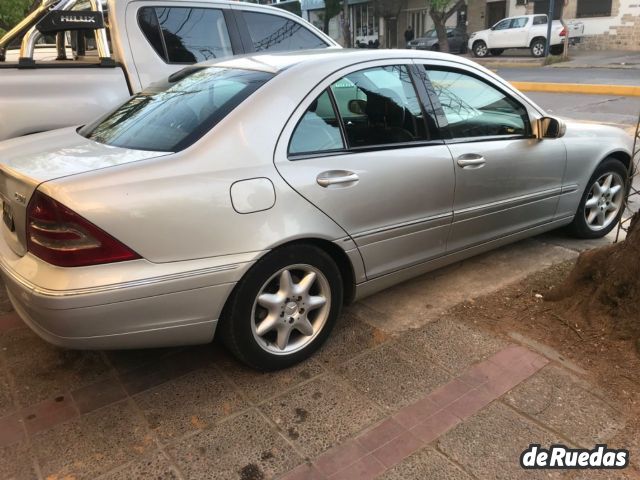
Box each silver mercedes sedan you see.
[0,50,632,370]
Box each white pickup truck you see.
[0,0,338,141]
[468,14,566,58]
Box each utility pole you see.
[544,0,555,57]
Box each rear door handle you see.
[316,170,359,188]
[456,154,486,169]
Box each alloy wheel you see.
[251,264,331,355]
[583,172,625,232]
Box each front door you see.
[419,65,567,252]
[486,1,507,28]
[274,63,455,279]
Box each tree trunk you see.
[548,212,640,340]
[429,11,450,53]
[341,0,351,48]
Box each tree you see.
[0,0,36,37]
[428,0,465,53]
[323,0,341,36]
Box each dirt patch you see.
[446,259,640,471]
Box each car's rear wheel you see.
[219,244,343,370]
[531,38,546,57]
[550,44,564,55]
[473,41,488,57]
[490,49,504,56]
[569,158,628,239]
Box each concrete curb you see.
[509,81,640,97]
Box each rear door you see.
[125,2,241,90]
[274,61,455,279]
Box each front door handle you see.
[456,154,486,169]
[316,170,359,188]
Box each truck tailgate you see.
[0,65,131,141]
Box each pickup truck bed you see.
[0,64,131,139]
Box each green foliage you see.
[428,0,454,13]
[0,0,33,36]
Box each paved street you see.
[496,66,640,86]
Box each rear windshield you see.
[80,67,274,152]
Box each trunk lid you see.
[0,127,169,257]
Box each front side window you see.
[244,12,327,52]
[289,90,344,156]
[493,19,511,30]
[425,69,529,139]
[81,68,273,152]
[330,65,435,148]
[510,17,528,28]
[138,7,233,63]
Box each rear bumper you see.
[0,247,259,349]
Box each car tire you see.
[568,158,628,239]
[530,38,546,57]
[219,244,343,371]
[490,49,504,56]
[472,40,488,57]
[550,44,564,55]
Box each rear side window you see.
[243,12,327,52]
[80,68,273,152]
[533,15,548,25]
[138,7,233,63]
[330,65,435,148]
[289,90,344,156]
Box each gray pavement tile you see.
[504,365,624,447]
[214,348,325,405]
[0,440,38,480]
[396,318,508,375]
[33,400,152,480]
[0,369,16,417]
[262,373,383,457]
[99,450,180,480]
[437,402,564,480]
[167,409,301,480]
[9,348,112,406]
[134,365,248,442]
[314,311,389,367]
[379,446,473,480]
[336,343,452,411]
[106,347,184,374]
[0,285,13,317]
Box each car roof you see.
[201,48,480,74]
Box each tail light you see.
[560,27,567,37]
[26,190,140,267]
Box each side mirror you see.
[538,116,566,139]
[348,99,367,115]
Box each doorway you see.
[486,1,507,28]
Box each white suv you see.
[468,15,566,58]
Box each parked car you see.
[468,14,566,57]
[0,0,338,141]
[407,27,467,54]
[0,50,632,370]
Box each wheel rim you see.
[583,172,625,232]
[251,264,331,355]
[533,42,544,56]
[475,43,487,56]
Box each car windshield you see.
[423,30,437,38]
[80,67,274,152]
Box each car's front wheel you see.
[569,158,628,239]
[472,40,489,57]
[219,244,343,370]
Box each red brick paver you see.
[280,344,548,480]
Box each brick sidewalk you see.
[0,296,631,479]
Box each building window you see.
[576,0,612,18]
[515,0,526,5]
